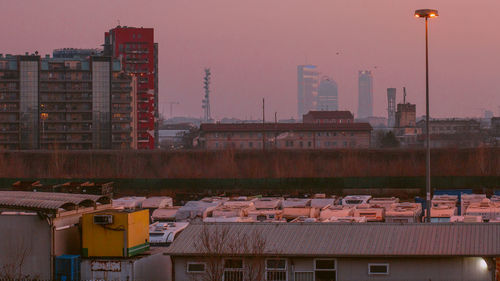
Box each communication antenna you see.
[202,68,212,122]
[403,87,407,104]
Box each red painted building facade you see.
[105,26,158,149]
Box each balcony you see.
[112,96,132,103]
[112,107,132,113]
[112,117,132,123]
[124,48,149,54]
[111,86,132,93]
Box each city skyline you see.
[2,0,500,120]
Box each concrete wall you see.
[0,214,51,280]
[173,256,494,281]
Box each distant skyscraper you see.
[297,65,319,117]
[387,88,396,127]
[317,76,338,111]
[358,70,373,118]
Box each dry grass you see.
[0,147,499,179]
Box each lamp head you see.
[414,9,439,18]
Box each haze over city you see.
[2,0,499,120]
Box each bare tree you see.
[192,225,267,281]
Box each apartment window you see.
[333,132,337,136]
[187,262,206,273]
[317,132,321,137]
[294,271,313,281]
[350,133,354,136]
[308,141,312,147]
[249,142,253,148]
[300,141,303,148]
[314,259,336,281]
[223,259,243,281]
[343,141,347,147]
[368,263,389,275]
[266,259,287,281]
[215,142,219,148]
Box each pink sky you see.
[2,0,500,120]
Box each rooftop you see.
[200,122,372,133]
[166,222,500,257]
[0,191,110,214]
[303,111,354,120]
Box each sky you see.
[2,0,500,120]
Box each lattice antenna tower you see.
[202,68,212,122]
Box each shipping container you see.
[82,209,149,257]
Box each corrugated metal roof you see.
[0,191,111,213]
[166,223,500,257]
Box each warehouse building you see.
[0,191,111,280]
[167,222,500,281]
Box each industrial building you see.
[302,110,354,124]
[297,65,319,118]
[0,191,111,280]
[198,122,372,150]
[104,26,159,149]
[167,222,500,281]
[0,53,136,150]
[357,70,373,119]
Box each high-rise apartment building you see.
[317,76,338,111]
[0,53,135,150]
[297,65,319,118]
[357,70,373,119]
[104,26,158,149]
[387,88,396,128]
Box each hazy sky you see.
[2,0,500,120]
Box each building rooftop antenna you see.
[403,87,407,104]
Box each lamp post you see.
[414,9,438,222]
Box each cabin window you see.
[266,258,287,281]
[368,263,389,275]
[187,262,206,273]
[314,259,336,281]
[224,259,244,281]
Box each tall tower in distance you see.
[317,76,339,111]
[202,68,212,122]
[387,88,396,128]
[357,70,373,118]
[104,26,158,149]
[297,65,319,118]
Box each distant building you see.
[396,103,416,128]
[297,65,319,118]
[317,76,338,111]
[104,26,158,149]
[356,116,387,128]
[387,88,396,127]
[0,54,136,150]
[357,70,373,118]
[416,119,483,148]
[199,122,372,150]
[167,223,500,281]
[303,110,354,124]
[52,48,102,59]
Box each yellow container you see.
[82,209,149,257]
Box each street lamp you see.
[414,9,438,222]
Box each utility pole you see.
[262,98,265,151]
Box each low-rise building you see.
[199,122,372,150]
[0,191,111,280]
[416,119,484,148]
[302,110,354,124]
[167,223,500,281]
